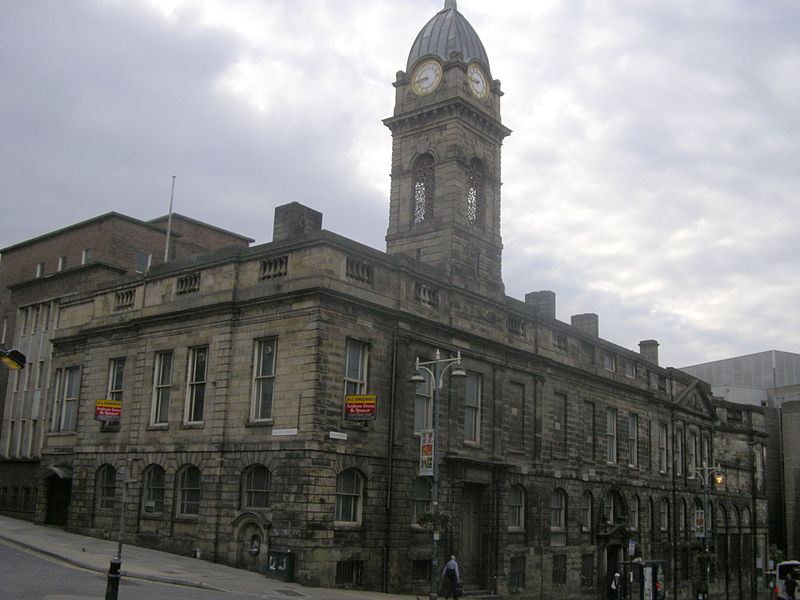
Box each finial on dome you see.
[444,0,457,10]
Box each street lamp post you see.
[105,461,133,600]
[694,462,724,600]
[410,349,466,600]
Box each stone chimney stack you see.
[525,290,556,319]
[273,202,323,242]
[571,313,599,337]
[639,339,660,365]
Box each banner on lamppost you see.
[419,429,434,476]
[695,509,705,537]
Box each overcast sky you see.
[2,0,798,368]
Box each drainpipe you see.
[382,326,399,593]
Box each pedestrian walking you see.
[441,555,460,600]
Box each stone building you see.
[0,212,252,521]
[11,3,769,599]
[682,350,800,559]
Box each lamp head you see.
[714,472,724,486]
[451,363,467,378]
[410,369,426,384]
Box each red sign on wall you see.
[344,395,376,421]
[95,398,121,422]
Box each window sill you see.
[140,511,165,519]
[334,521,362,531]
[174,515,200,523]
[180,422,204,430]
[147,423,168,431]
[246,419,274,427]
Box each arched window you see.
[142,464,165,514]
[412,477,431,525]
[466,158,485,226]
[96,464,116,510]
[412,154,435,223]
[335,469,363,524]
[580,491,593,531]
[176,465,201,516]
[242,465,270,509]
[509,485,525,530]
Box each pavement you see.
[0,515,420,600]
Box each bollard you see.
[105,557,122,600]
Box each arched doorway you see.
[44,470,72,526]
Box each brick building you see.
[7,3,769,600]
[0,212,252,520]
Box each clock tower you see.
[384,0,511,297]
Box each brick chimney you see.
[639,339,659,365]
[273,202,323,242]
[571,313,599,337]
[525,290,556,319]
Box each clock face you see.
[411,60,442,96]
[467,64,489,100]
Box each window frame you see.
[107,358,125,405]
[464,371,481,443]
[580,491,593,532]
[343,339,369,398]
[184,346,208,424]
[628,413,639,467]
[96,465,116,511]
[241,464,270,509]
[658,423,669,473]
[508,485,525,530]
[176,465,201,517]
[151,351,173,425]
[414,373,433,434]
[53,366,80,432]
[606,407,617,464]
[142,465,165,514]
[411,477,432,526]
[335,469,364,525]
[251,338,277,422]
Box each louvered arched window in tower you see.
[412,153,435,223]
[466,158,485,226]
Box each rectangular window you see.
[185,346,208,423]
[675,428,683,477]
[151,351,173,425]
[31,305,40,334]
[344,339,368,397]
[57,255,67,271]
[583,401,595,462]
[107,358,125,404]
[554,392,567,457]
[21,307,29,336]
[35,262,45,277]
[508,381,524,450]
[465,372,481,443]
[335,560,363,586]
[81,248,91,264]
[53,367,80,431]
[252,338,276,421]
[606,408,617,463]
[414,375,432,434]
[552,554,567,586]
[628,413,639,467]
[412,559,431,583]
[658,423,668,473]
[43,303,51,331]
[136,252,151,273]
[624,360,636,378]
[687,431,697,477]
[603,353,615,372]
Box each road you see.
[0,538,310,600]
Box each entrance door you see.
[45,475,71,526]
[459,484,485,587]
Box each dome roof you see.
[406,0,489,72]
